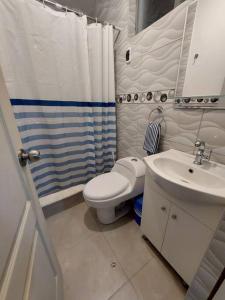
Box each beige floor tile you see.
[101,216,155,278]
[131,258,187,300]
[109,282,138,300]
[47,201,100,254]
[60,234,127,300]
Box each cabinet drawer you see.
[141,176,170,251]
[161,205,213,285]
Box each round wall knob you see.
[127,94,131,102]
[171,214,177,220]
[161,206,166,211]
[211,98,219,103]
[134,94,138,101]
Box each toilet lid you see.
[84,172,129,200]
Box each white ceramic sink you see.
[144,149,225,205]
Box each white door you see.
[0,68,63,299]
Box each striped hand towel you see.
[143,122,161,155]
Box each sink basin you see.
[144,149,225,205]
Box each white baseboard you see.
[39,184,85,208]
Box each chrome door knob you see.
[18,149,40,167]
[28,150,41,162]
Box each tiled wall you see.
[95,0,225,165]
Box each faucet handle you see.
[202,148,212,161]
[195,140,205,148]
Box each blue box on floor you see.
[134,194,143,225]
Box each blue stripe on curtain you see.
[30,157,114,173]
[11,99,116,107]
[14,111,115,119]
[21,131,116,143]
[11,99,116,197]
[32,162,113,182]
[26,141,116,151]
[18,120,116,131]
[37,149,115,160]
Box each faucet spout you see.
[193,140,210,165]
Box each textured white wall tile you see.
[116,103,201,158]
[128,0,136,37]
[96,0,225,165]
[139,40,182,92]
[198,110,225,155]
[159,139,194,154]
[164,108,203,146]
[96,0,196,159]
[134,1,188,54]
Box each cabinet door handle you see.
[171,214,177,220]
[161,206,166,212]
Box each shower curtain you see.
[0,0,116,197]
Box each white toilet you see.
[83,157,146,224]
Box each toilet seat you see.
[84,172,129,201]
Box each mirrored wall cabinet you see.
[175,0,225,108]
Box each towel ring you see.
[148,106,164,123]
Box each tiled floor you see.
[45,194,187,300]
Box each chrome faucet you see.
[193,140,211,165]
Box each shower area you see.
[0,0,118,200]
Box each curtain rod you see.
[38,0,122,32]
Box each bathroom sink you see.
[144,149,225,205]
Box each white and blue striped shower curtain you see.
[0,0,116,198]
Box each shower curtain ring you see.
[42,0,45,8]
[65,7,68,15]
[95,17,98,25]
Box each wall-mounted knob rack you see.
[174,95,225,109]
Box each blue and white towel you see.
[143,122,161,155]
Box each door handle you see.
[18,149,40,167]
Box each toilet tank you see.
[112,157,146,195]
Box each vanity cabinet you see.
[141,171,215,285]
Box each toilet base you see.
[96,202,131,224]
